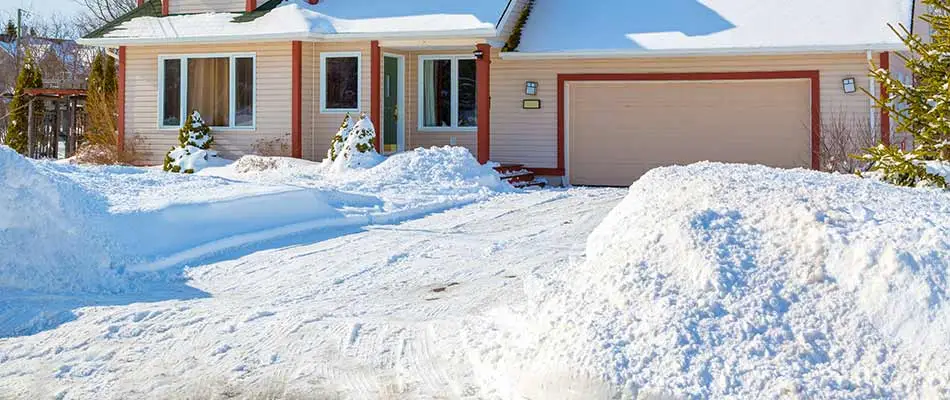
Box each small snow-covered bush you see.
[326,113,383,171]
[163,111,216,173]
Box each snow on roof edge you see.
[500,42,909,60]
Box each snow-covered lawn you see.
[3,145,950,398]
[0,184,624,399]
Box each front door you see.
[382,55,403,154]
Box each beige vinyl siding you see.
[168,0,244,14]
[301,42,373,161]
[301,42,318,161]
[491,53,877,169]
[125,42,292,164]
[404,50,479,155]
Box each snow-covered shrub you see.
[327,113,383,171]
[163,111,217,173]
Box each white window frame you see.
[157,52,257,131]
[417,54,478,133]
[320,51,362,114]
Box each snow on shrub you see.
[164,111,217,174]
[473,163,950,398]
[326,113,383,171]
[0,146,121,294]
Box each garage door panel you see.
[569,80,811,186]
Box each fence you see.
[0,91,87,159]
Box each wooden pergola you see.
[2,88,87,159]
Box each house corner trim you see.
[476,43,492,164]
[880,52,891,146]
[117,46,127,154]
[292,41,302,158]
[370,40,382,152]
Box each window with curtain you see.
[420,56,478,129]
[323,54,360,111]
[160,54,255,128]
[162,59,181,127]
[187,57,230,127]
[422,59,451,127]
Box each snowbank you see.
[205,146,511,215]
[2,146,507,278]
[473,163,950,398]
[0,147,121,294]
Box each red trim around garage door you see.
[556,71,823,175]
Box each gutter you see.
[499,43,909,60]
[77,27,498,47]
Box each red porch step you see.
[493,163,547,189]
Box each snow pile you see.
[473,163,950,398]
[925,160,950,184]
[0,146,121,294]
[206,146,510,215]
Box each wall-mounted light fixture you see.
[473,48,485,60]
[525,81,538,96]
[842,77,857,94]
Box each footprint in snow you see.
[243,311,276,323]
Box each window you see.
[159,54,255,129]
[321,52,361,112]
[419,55,477,130]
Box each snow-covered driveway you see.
[0,188,625,399]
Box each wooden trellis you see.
[21,89,87,160]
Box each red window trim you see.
[555,71,823,174]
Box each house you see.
[1,36,96,91]
[77,0,916,186]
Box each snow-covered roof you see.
[79,0,510,45]
[508,0,914,58]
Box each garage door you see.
[568,79,812,186]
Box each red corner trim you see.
[476,43,492,164]
[370,40,381,152]
[245,0,255,12]
[291,41,302,158]
[880,52,891,146]
[117,46,127,154]
[162,0,169,15]
[557,71,823,172]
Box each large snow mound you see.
[474,163,950,398]
[205,146,511,214]
[0,147,121,294]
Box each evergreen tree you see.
[4,20,16,38]
[163,111,215,173]
[82,51,119,154]
[4,51,43,155]
[860,0,950,188]
[327,113,353,161]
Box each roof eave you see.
[77,27,498,47]
[499,43,909,60]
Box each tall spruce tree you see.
[4,51,43,155]
[861,0,950,188]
